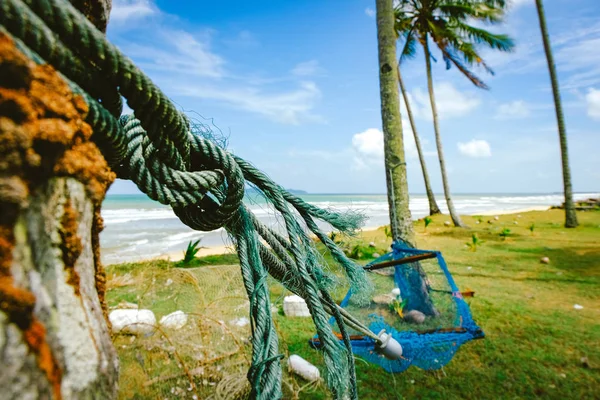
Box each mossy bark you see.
[376,0,437,316]
[1,179,118,400]
[0,1,118,398]
[375,0,414,244]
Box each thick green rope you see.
[0,0,384,398]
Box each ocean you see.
[100,192,599,264]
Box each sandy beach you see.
[152,245,235,262]
[126,205,555,264]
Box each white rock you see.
[160,311,188,330]
[372,253,381,258]
[444,221,451,227]
[513,221,519,225]
[467,266,473,270]
[283,295,311,317]
[404,310,426,324]
[231,317,250,327]
[110,309,156,335]
[540,257,550,264]
[494,216,499,220]
[368,242,376,248]
[574,304,584,310]
[391,288,401,297]
[165,278,174,287]
[288,355,320,382]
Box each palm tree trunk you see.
[375,0,414,244]
[397,65,442,216]
[0,3,119,398]
[423,37,465,228]
[535,0,578,228]
[376,0,437,317]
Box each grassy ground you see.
[106,210,600,399]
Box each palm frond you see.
[454,22,515,52]
[395,0,512,88]
[438,45,489,89]
[399,29,419,62]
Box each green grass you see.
[106,209,600,399]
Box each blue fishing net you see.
[315,241,484,373]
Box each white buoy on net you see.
[287,355,320,382]
[375,330,403,360]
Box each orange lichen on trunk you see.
[0,217,63,399]
[60,199,83,296]
[0,222,35,329]
[0,31,116,398]
[24,319,64,399]
[92,208,110,325]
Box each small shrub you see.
[328,231,344,245]
[499,228,511,240]
[383,225,393,239]
[466,233,484,252]
[389,298,407,318]
[424,216,433,230]
[182,239,204,264]
[345,243,386,260]
[529,223,535,235]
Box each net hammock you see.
[311,240,484,373]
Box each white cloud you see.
[121,29,225,78]
[110,0,157,23]
[458,140,492,158]
[481,19,600,87]
[352,128,383,170]
[558,35,600,89]
[411,82,481,119]
[353,128,383,158]
[365,8,375,18]
[110,5,322,124]
[496,100,531,119]
[291,60,321,77]
[585,88,600,120]
[350,123,434,170]
[175,81,322,124]
[509,0,532,9]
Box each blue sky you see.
[106,0,600,195]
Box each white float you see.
[287,355,320,382]
[283,295,311,317]
[159,310,188,330]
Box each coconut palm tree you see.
[534,0,578,228]
[395,0,515,227]
[398,66,442,216]
[376,0,437,316]
[375,0,415,244]
[394,13,441,216]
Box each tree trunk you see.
[423,37,466,228]
[376,0,437,316]
[397,65,441,216]
[375,0,414,244]
[535,0,578,228]
[0,1,119,397]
